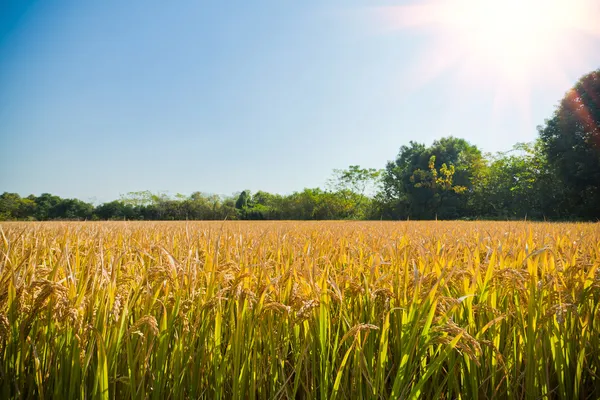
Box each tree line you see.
[2,69,599,221]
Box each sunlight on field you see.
[1,221,599,398]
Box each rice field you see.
[1,221,599,399]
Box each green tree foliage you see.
[32,193,63,220]
[119,191,161,207]
[52,198,94,220]
[328,165,381,196]
[0,193,94,221]
[0,193,22,220]
[246,191,284,220]
[186,192,230,219]
[94,201,138,220]
[380,137,483,219]
[471,142,563,219]
[538,69,600,219]
[410,155,467,219]
[235,190,251,210]
[328,165,381,219]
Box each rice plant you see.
[0,221,599,399]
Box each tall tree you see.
[380,137,483,219]
[471,142,563,219]
[538,69,600,219]
[33,193,63,220]
[235,190,251,210]
[328,165,381,196]
[327,165,381,219]
[0,193,24,220]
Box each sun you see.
[445,0,594,77]
[374,0,600,116]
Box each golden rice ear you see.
[339,323,380,346]
[127,315,159,338]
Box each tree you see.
[379,141,425,219]
[119,191,156,207]
[32,193,62,220]
[18,197,37,220]
[53,198,94,220]
[380,137,483,219]
[187,192,221,219]
[328,165,381,196]
[411,155,466,193]
[0,193,23,220]
[246,191,284,219]
[471,142,563,220]
[538,69,600,219]
[235,190,251,210]
[409,155,467,218]
[327,165,381,219]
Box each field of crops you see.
[0,221,599,399]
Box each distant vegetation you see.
[2,69,599,221]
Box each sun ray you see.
[372,0,600,119]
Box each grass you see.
[0,221,599,399]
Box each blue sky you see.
[2,0,600,203]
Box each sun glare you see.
[449,0,592,75]
[375,0,600,115]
